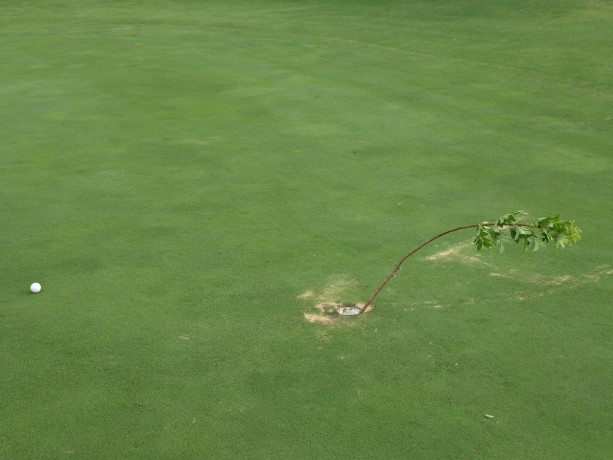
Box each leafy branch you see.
[359,212,581,313]
[474,212,581,253]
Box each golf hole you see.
[304,302,371,324]
[337,305,361,316]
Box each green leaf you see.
[556,235,569,249]
[496,211,520,226]
[510,227,520,242]
[518,226,532,236]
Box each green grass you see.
[1,0,612,457]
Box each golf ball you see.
[30,282,41,293]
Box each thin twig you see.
[359,222,531,313]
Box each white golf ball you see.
[30,282,41,293]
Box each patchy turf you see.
[1,0,612,458]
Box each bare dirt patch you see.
[426,242,495,267]
[489,265,611,289]
[297,290,315,299]
[425,301,444,309]
[426,244,466,261]
[300,276,370,324]
[481,265,609,304]
[303,302,371,325]
[398,264,611,313]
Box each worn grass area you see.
[1,0,612,457]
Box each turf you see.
[1,0,612,458]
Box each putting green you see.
[1,0,611,457]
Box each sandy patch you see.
[304,312,336,325]
[299,276,369,324]
[485,265,609,304]
[402,265,611,311]
[426,244,466,261]
[425,242,495,267]
[490,266,611,289]
[303,302,371,325]
[297,290,315,299]
[423,300,444,309]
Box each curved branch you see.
[359,224,478,312]
[359,222,531,313]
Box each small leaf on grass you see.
[484,414,495,419]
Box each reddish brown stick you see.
[358,221,532,313]
[359,224,481,312]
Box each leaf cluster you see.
[473,212,581,253]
